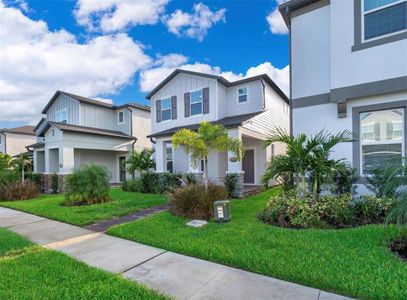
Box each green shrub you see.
[258,191,394,229]
[353,195,394,225]
[141,172,182,194]
[224,173,237,197]
[169,183,228,220]
[65,164,111,205]
[51,173,59,194]
[0,169,19,186]
[331,166,358,195]
[0,181,39,201]
[122,179,143,193]
[366,168,400,197]
[184,173,197,184]
[26,173,41,188]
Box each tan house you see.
[0,126,36,157]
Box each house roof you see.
[148,112,261,138]
[26,141,45,149]
[38,122,136,139]
[12,150,33,158]
[279,0,321,26]
[0,125,36,136]
[145,69,289,103]
[41,91,150,114]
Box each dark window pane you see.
[167,161,173,173]
[365,2,407,39]
[362,143,402,174]
[191,103,202,115]
[162,109,171,121]
[364,0,399,11]
[238,95,247,103]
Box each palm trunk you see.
[204,155,208,190]
[22,166,25,183]
[301,173,307,197]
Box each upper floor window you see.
[190,90,203,116]
[118,111,124,124]
[360,108,404,175]
[238,87,248,103]
[161,98,172,121]
[56,109,67,123]
[363,0,407,41]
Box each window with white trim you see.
[363,0,407,41]
[118,111,124,124]
[56,109,67,123]
[360,108,404,175]
[190,90,203,116]
[237,87,248,103]
[161,98,172,121]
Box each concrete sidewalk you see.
[0,207,351,300]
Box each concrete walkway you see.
[0,207,352,300]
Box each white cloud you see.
[163,3,226,41]
[74,0,169,32]
[266,0,288,35]
[140,55,289,96]
[0,1,152,124]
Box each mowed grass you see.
[0,188,167,226]
[109,188,407,300]
[0,228,168,299]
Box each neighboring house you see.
[29,91,151,189]
[280,0,407,194]
[147,69,290,195]
[0,126,36,157]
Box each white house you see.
[280,0,407,193]
[147,69,290,196]
[0,126,36,157]
[29,91,151,190]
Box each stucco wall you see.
[3,133,36,156]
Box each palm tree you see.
[0,153,13,171]
[261,128,352,198]
[172,122,243,189]
[13,153,32,183]
[126,149,155,178]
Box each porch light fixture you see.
[213,200,231,223]
[228,157,238,162]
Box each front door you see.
[242,149,255,184]
[119,156,126,182]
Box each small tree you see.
[126,149,155,178]
[172,122,243,189]
[261,129,352,199]
[12,153,32,183]
[0,153,13,171]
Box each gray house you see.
[280,0,407,194]
[147,69,290,195]
[30,91,151,190]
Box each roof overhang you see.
[279,0,322,27]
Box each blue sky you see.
[0,0,289,128]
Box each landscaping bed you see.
[0,228,168,299]
[0,188,167,226]
[108,189,407,300]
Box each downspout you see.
[150,137,156,144]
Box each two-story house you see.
[280,0,407,194]
[29,91,151,191]
[0,126,36,157]
[147,69,290,195]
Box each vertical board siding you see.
[46,94,80,125]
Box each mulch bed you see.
[390,237,407,262]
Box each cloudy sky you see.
[0,0,289,128]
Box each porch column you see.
[59,147,74,174]
[33,150,38,173]
[155,139,165,172]
[44,148,50,174]
[227,127,244,198]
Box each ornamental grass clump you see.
[0,181,39,201]
[169,183,228,220]
[65,164,111,205]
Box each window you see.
[56,109,67,123]
[360,108,404,174]
[363,0,407,40]
[190,90,203,116]
[237,87,248,103]
[165,142,173,173]
[118,111,124,124]
[161,98,172,121]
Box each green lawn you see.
[0,189,167,226]
[0,227,168,299]
[109,188,407,300]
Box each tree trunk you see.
[204,156,208,190]
[22,165,25,183]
